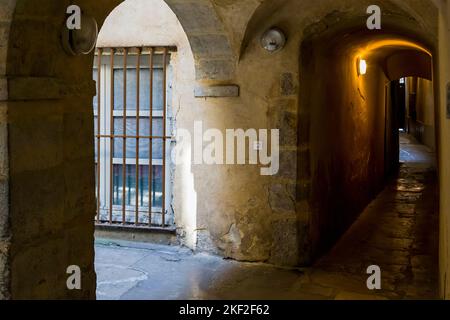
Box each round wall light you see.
[62,14,98,56]
[261,27,287,53]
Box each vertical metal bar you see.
[109,48,115,224]
[135,48,141,226]
[122,48,128,225]
[148,48,154,227]
[96,48,102,223]
[162,48,168,228]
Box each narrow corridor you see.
[303,133,439,299]
[95,134,439,300]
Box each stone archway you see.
[240,0,438,58]
[95,0,237,81]
[0,0,236,299]
[164,0,235,81]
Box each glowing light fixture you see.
[358,59,367,76]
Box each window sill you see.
[95,222,176,234]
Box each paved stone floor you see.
[95,133,439,300]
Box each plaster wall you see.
[416,79,435,127]
[407,77,436,149]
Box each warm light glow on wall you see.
[359,59,367,75]
[361,39,432,56]
[354,38,432,78]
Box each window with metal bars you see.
[94,47,175,228]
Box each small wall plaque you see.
[194,85,239,98]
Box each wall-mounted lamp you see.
[261,27,287,53]
[61,12,98,56]
[358,58,367,76]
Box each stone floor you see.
[95,133,439,300]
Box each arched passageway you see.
[297,21,439,297]
[238,0,441,269]
[300,26,437,259]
